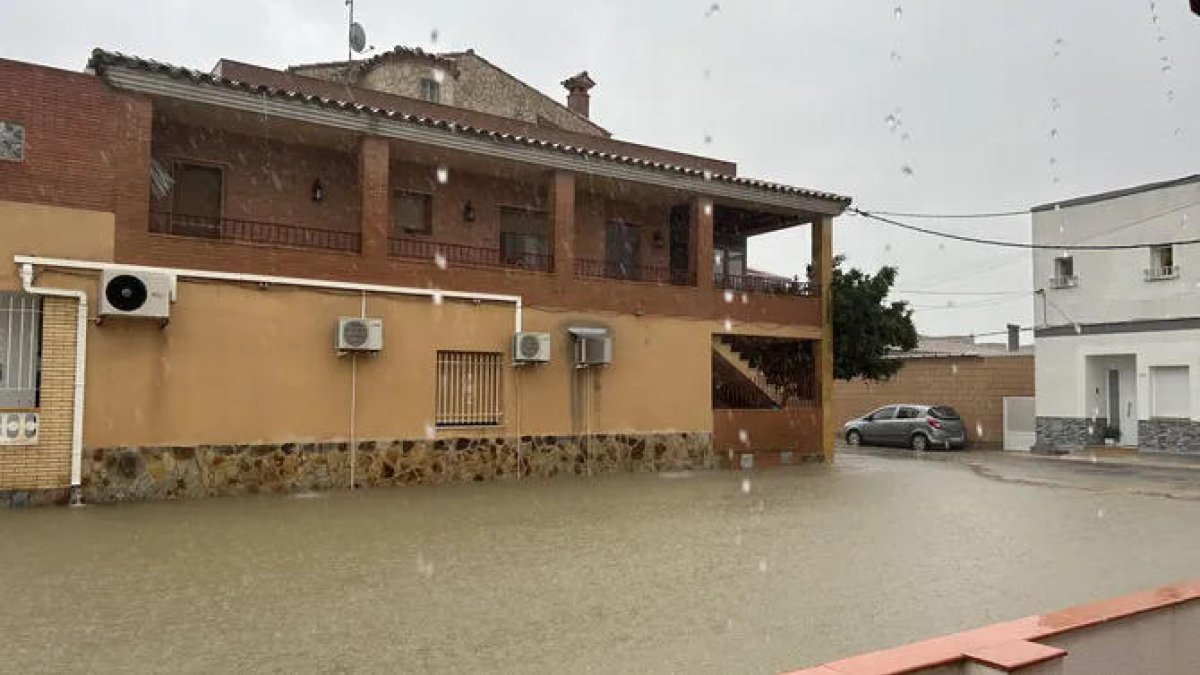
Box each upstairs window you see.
[0,121,24,162]
[1050,255,1077,288]
[420,78,441,103]
[499,207,550,271]
[1146,245,1178,281]
[393,191,432,235]
[168,162,224,237]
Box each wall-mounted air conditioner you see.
[98,269,173,320]
[337,317,383,352]
[569,327,612,367]
[0,411,38,446]
[512,332,551,363]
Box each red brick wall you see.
[0,59,125,212]
[151,120,360,233]
[575,190,672,271]
[832,356,1034,446]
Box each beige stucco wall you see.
[360,61,458,105]
[0,200,115,289]
[29,269,732,449]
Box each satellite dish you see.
[349,22,367,53]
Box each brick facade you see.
[833,355,1034,447]
[0,296,76,489]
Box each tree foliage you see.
[828,255,918,381]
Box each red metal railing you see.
[573,258,695,286]
[150,211,361,252]
[714,272,818,297]
[387,237,553,272]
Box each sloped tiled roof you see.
[893,335,1033,359]
[86,49,852,208]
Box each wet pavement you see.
[3,452,1200,674]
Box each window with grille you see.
[499,207,550,270]
[420,78,441,103]
[0,292,42,409]
[394,191,432,235]
[436,351,503,426]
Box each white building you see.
[1032,175,1200,453]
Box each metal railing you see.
[573,258,695,286]
[388,237,553,272]
[714,272,818,297]
[436,351,503,427]
[150,211,361,252]
[1048,275,1079,289]
[1144,266,1180,282]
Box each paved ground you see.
[4,452,1200,674]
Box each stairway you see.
[711,337,788,408]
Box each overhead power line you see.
[852,207,1200,251]
[859,208,1030,219]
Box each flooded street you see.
[4,453,1200,674]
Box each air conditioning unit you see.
[0,411,38,446]
[512,332,551,363]
[337,317,383,352]
[569,327,612,367]
[98,269,173,320]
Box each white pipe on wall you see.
[19,263,88,504]
[13,256,524,332]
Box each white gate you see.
[1003,396,1036,451]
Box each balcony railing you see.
[387,237,553,272]
[574,258,694,286]
[150,211,361,253]
[1048,275,1079,289]
[714,272,818,297]
[1144,266,1180,282]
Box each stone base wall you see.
[1034,416,1107,453]
[81,433,714,503]
[0,488,71,508]
[1138,419,1200,454]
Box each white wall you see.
[1032,178,1200,327]
[1035,329,1200,423]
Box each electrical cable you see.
[858,208,1030,219]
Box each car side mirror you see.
[864,415,874,422]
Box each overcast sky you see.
[2,0,1198,340]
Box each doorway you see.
[605,220,640,280]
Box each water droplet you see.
[893,5,903,19]
[432,68,445,84]
[937,242,945,251]
[1073,323,1083,335]
[741,293,749,305]
[890,50,902,63]
[1162,64,1172,73]
[883,243,893,253]
[1050,97,1061,111]
[1049,156,1058,165]
[1175,128,1184,137]
[1054,37,1065,47]
[430,28,440,44]
[704,133,713,145]
[975,421,984,437]
[1166,90,1174,103]
[738,429,749,445]
[951,364,959,375]
[723,318,733,331]
[432,291,443,305]
[1151,13,1159,24]
[945,299,956,308]
[900,131,911,142]
[424,422,436,439]
[703,169,713,181]
[1050,128,1059,140]
[1157,34,1166,43]
[884,113,901,132]
[704,203,713,216]
[436,166,449,184]
[702,68,712,80]
[758,558,768,573]
[434,252,447,270]
[723,290,735,303]
[1052,176,1061,185]
[1096,508,1104,519]
[1181,213,1190,229]
[705,2,720,18]
[900,164,914,177]
[741,477,751,492]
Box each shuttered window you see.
[436,351,503,426]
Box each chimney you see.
[561,71,597,118]
[1007,324,1021,352]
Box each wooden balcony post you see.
[811,214,834,461]
[692,196,714,291]
[550,170,576,279]
[359,136,390,260]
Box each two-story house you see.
[0,46,849,505]
[1032,175,1200,453]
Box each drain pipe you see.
[19,263,88,505]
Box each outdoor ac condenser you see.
[569,327,612,368]
[512,332,551,363]
[336,317,384,353]
[98,269,173,320]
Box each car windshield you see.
[929,406,960,420]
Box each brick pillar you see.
[550,171,575,278]
[811,215,835,461]
[0,297,75,490]
[112,94,153,262]
[691,197,714,291]
[359,136,390,260]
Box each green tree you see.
[828,255,917,380]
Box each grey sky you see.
[2,0,1197,340]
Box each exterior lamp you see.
[311,179,325,202]
[463,200,476,223]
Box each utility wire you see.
[852,207,1200,251]
[858,208,1030,219]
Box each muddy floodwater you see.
[3,453,1200,674]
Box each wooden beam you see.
[811,215,835,461]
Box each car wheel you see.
[911,434,930,452]
[846,430,862,446]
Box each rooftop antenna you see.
[346,0,367,63]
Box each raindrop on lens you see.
[723,290,734,303]
[436,166,449,184]
[432,291,443,306]
[741,478,751,493]
[1050,128,1059,140]
[738,429,749,445]
[758,559,768,573]
[434,252,447,269]
[424,423,436,439]
[433,68,445,84]
[704,203,713,216]
[900,164,914,177]
[430,28,439,44]
[741,293,749,305]
[893,5,903,19]
[703,169,713,181]
[724,318,733,331]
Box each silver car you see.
[843,404,966,451]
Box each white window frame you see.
[0,292,42,409]
[435,351,503,427]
